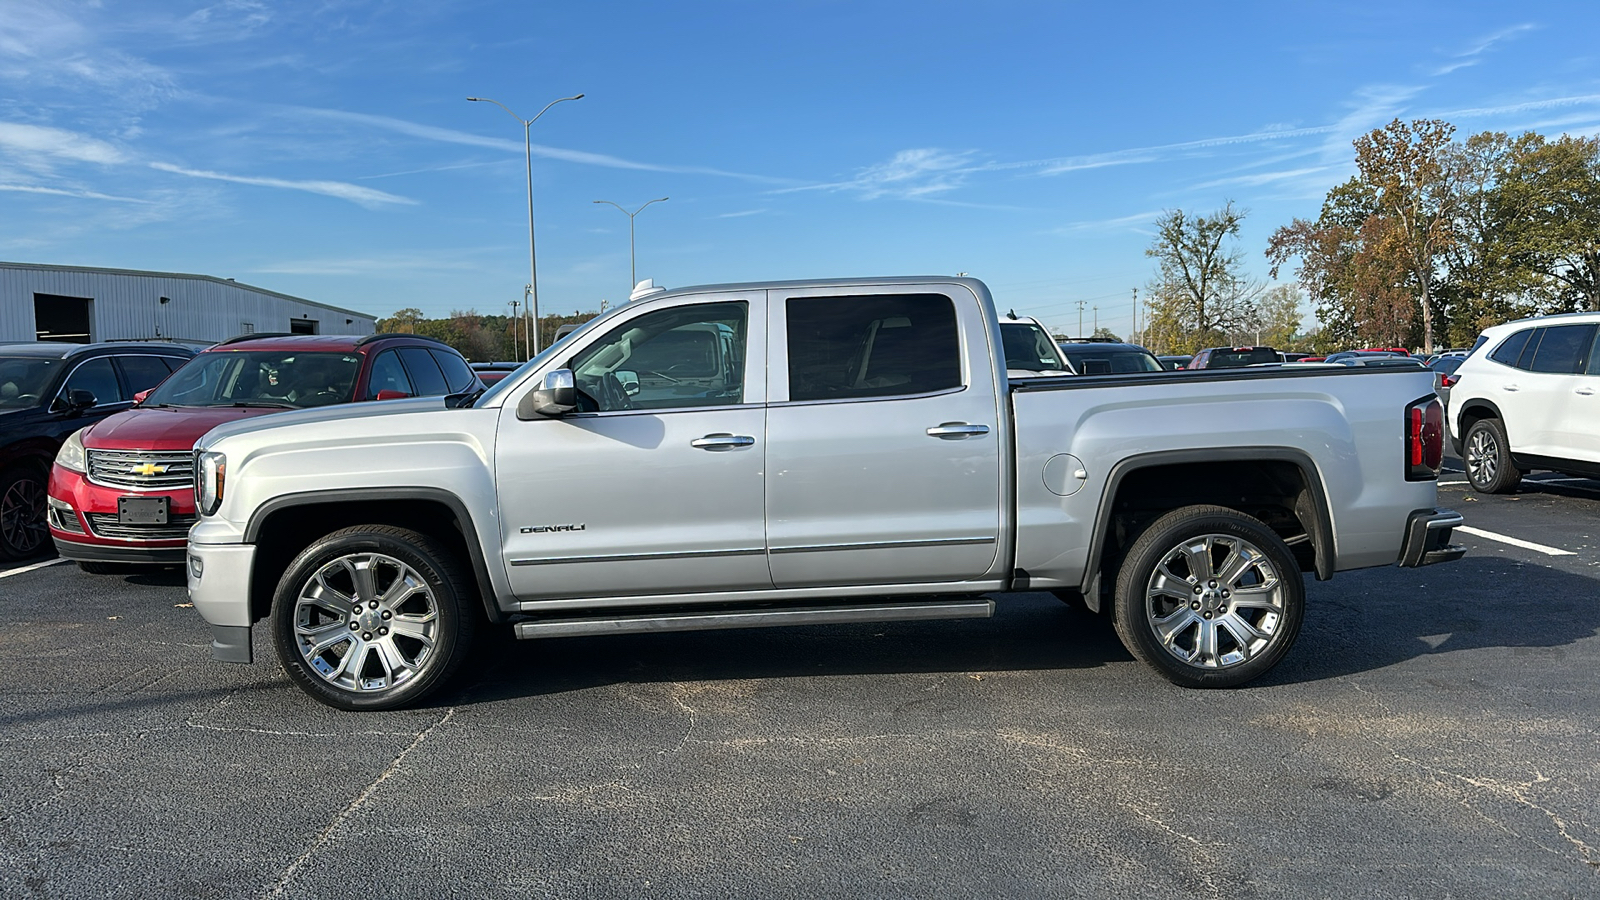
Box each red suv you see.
[49,332,481,572]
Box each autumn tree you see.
[1492,133,1600,313]
[1353,118,1466,353]
[376,308,424,334]
[1253,284,1306,349]
[1143,202,1263,353]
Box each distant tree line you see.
[376,308,598,362]
[1135,118,1600,355]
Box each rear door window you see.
[116,355,175,395]
[786,294,961,401]
[398,348,449,396]
[1526,324,1596,374]
[430,349,477,393]
[1587,329,1600,375]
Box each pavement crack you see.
[260,707,456,899]
[662,686,697,755]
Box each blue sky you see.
[2,1,1598,338]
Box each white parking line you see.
[0,557,69,579]
[1455,525,1575,556]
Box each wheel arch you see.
[1453,397,1504,452]
[1079,448,1334,609]
[244,488,502,626]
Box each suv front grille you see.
[85,513,197,541]
[87,450,195,491]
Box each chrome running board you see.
[513,597,994,639]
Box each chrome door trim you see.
[510,547,766,567]
[690,433,755,450]
[768,536,996,555]
[926,423,990,437]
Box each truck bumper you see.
[186,543,257,664]
[1397,508,1466,568]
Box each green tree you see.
[1254,284,1305,350]
[1144,202,1262,353]
[376,308,424,334]
[1492,133,1600,313]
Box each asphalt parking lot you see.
[2,468,1598,898]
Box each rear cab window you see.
[785,294,961,401]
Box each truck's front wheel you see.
[270,526,477,711]
[1112,505,1304,688]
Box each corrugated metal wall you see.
[0,264,377,346]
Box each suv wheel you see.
[1112,505,1305,688]
[1464,418,1521,494]
[271,526,478,711]
[0,465,48,561]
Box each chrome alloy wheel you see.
[1,474,47,555]
[293,552,439,694]
[1144,533,1285,669]
[1466,427,1498,486]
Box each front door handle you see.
[1578,386,1596,396]
[1502,384,1519,392]
[691,433,755,450]
[926,422,990,438]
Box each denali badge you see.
[521,524,587,534]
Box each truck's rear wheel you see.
[1112,505,1304,688]
[270,526,477,711]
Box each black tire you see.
[1112,505,1305,688]
[270,525,478,711]
[0,465,49,561]
[1463,418,1522,494]
[77,561,140,575]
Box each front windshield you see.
[146,350,361,409]
[999,322,1069,372]
[1060,348,1163,374]
[0,357,62,409]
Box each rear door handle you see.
[926,423,990,438]
[1578,386,1596,396]
[691,433,755,450]
[1502,384,1519,392]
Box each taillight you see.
[1405,396,1444,480]
[1442,374,1459,388]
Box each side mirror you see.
[133,389,152,405]
[59,388,98,413]
[374,389,411,401]
[614,369,641,396]
[517,369,577,420]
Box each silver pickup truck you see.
[184,276,1463,709]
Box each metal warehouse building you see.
[1,262,376,347]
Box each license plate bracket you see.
[118,496,169,525]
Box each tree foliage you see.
[1143,202,1263,353]
[376,309,599,362]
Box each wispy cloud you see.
[779,148,980,199]
[282,105,791,184]
[1052,210,1166,234]
[714,208,767,218]
[1441,92,1600,120]
[1431,23,1538,76]
[0,183,147,202]
[249,252,484,276]
[149,162,417,208]
[1190,166,1337,191]
[0,122,126,167]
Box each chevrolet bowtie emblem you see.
[132,463,168,476]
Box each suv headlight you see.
[196,450,227,516]
[56,429,87,474]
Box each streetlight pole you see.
[593,197,668,294]
[467,92,584,354]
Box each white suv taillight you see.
[1406,397,1444,480]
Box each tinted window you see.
[1489,329,1532,366]
[999,323,1067,372]
[365,350,414,399]
[150,351,360,408]
[0,357,61,408]
[117,356,175,395]
[430,349,477,393]
[1429,356,1465,375]
[1588,330,1600,376]
[787,294,960,401]
[1060,348,1163,374]
[398,348,449,396]
[1207,348,1279,367]
[61,357,124,406]
[1527,324,1596,374]
[571,302,747,412]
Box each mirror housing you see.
[614,369,641,396]
[374,389,411,401]
[133,389,152,405]
[58,389,98,413]
[518,369,578,419]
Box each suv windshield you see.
[1000,322,1069,372]
[1059,347,1162,374]
[0,357,61,409]
[147,350,361,409]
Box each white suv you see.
[1449,311,1600,493]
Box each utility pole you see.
[509,299,521,362]
[1093,305,1099,335]
[1075,300,1087,337]
[523,284,533,360]
[1132,288,1138,343]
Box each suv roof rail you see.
[354,332,452,349]
[216,332,295,345]
[1058,336,1120,343]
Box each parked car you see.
[1057,340,1162,374]
[998,315,1073,378]
[0,341,194,561]
[1448,311,1600,493]
[182,275,1459,710]
[1280,352,1314,363]
[48,332,482,572]
[1324,350,1409,364]
[470,362,522,385]
[1428,355,1467,408]
[1156,355,1192,371]
[1187,346,1280,369]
